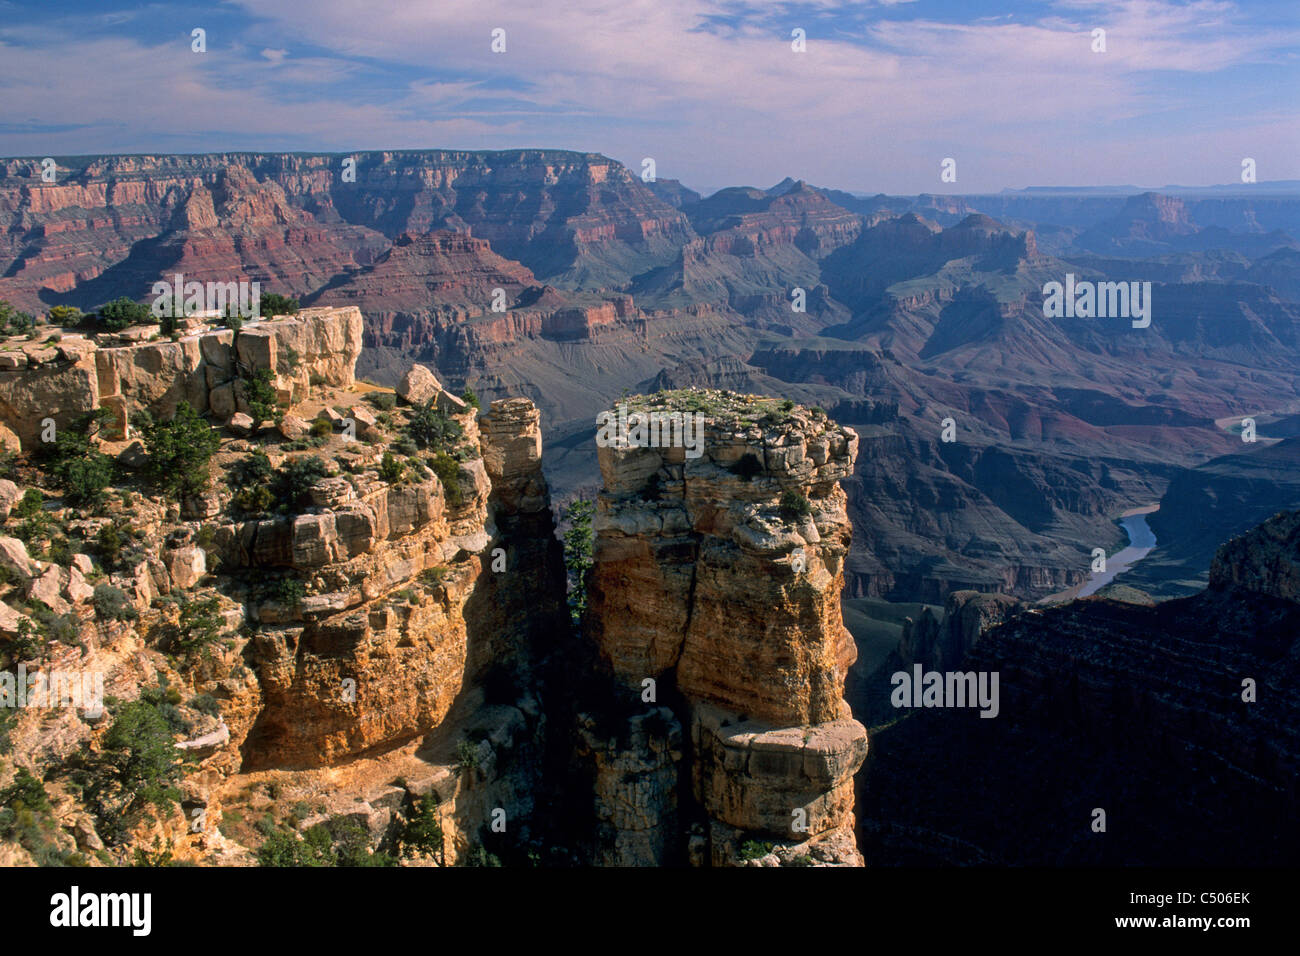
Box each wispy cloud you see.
[0,0,1294,193]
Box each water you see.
[1077,511,1157,597]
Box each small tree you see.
[259,292,299,317]
[400,795,445,862]
[43,409,114,507]
[378,452,405,484]
[132,401,221,500]
[162,595,223,659]
[79,698,185,843]
[778,490,812,522]
[47,305,82,327]
[228,450,275,514]
[271,455,329,514]
[562,499,595,625]
[241,368,282,431]
[406,400,462,451]
[92,583,137,621]
[96,297,151,332]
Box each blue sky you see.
[0,0,1296,194]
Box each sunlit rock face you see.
[586,389,868,866]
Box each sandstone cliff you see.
[0,306,362,449]
[583,389,868,865]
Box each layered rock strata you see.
[585,390,868,865]
[0,306,362,448]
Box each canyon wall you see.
[584,390,868,866]
[0,306,362,448]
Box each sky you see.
[0,0,1297,195]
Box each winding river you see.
[1077,508,1158,597]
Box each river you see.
[1077,509,1158,597]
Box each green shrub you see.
[257,816,393,867]
[366,392,397,412]
[400,795,444,859]
[738,840,774,861]
[162,595,223,659]
[563,499,594,624]
[13,488,43,520]
[240,368,282,431]
[378,452,405,484]
[47,305,82,327]
[461,387,480,410]
[259,292,299,317]
[41,409,115,506]
[406,401,462,452]
[309,417,333,439]
[95,297,151,332]
[454,739,481,780]
[132,402,221,500]
[778,490,812,521]
[271,456,329,514]
[13,490,52,549]
[76,695,186,843]
[189,693,221,717]
[419,566,449,588]
[0,767,63,863]
[228,450,275,514]
[268,578,304,608]
[429,453,463,506]
[92,583,136,621]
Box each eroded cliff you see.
[582,389,868,866]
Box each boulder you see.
[278,415,309,441]
[165,545,207,590]
[435,389,468,415]
[27,565,70,614]
[397,364,442,406]
[228,412,255,436]
[0,479,18,522]
[0,601,34,639]
[66,565,94,605]
[309,477,355,509]
[209,382,236,419]
[115,440,149,470]
[0,536,37,580]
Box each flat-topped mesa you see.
[591,389,859,724]
[586,388,868,866]
[0,306,363,449]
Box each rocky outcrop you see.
[585,389,867,865]
[900,590,1020,672]
[1209,508,1300,602]
[225,396,563,770]
[858,509,1300,866]
[0,307,361,448]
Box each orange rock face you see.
[586,390,869,865]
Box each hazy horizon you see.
[1,0,1297,195]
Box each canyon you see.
[0,148,1298,868]
[5,150,1300,601]
[0,308,867,866]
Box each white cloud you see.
[0,0,1293,192]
